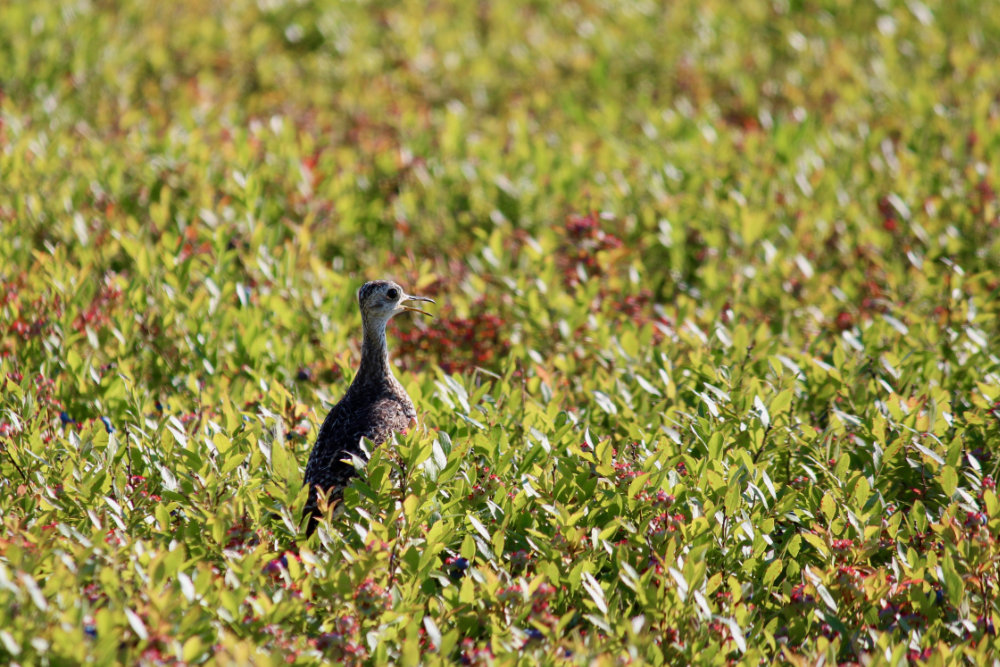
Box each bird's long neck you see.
[355,315,394,388]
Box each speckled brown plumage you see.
[302,280,433,536]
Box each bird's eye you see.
[386,288,399,300]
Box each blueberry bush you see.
[1,0,999,664]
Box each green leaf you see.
[468,514,491,543]
[814,582,838,612]
[754,395,770,428]
[940,466,958,497]
[269,440,298,486]
[740,208,767,245]
[403,494,419,520]
[707,432,725,461]
[725,482,741,514]
[460,534,476,561]
[763,559,783,588]
[769,388,794,418]
[0,631,20,657]
[852,476,871,508]
[18,573,48,612]
[182,637,203,662]
[942,553,964,607]
[422,616,442,651]
[802,532,829,557]
[124,608,148,640]
[984,489,998,517]
[580,571,608,615]
[820,493,836,522]
[459,576,475,604]
[786,534,801,558]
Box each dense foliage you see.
[2,0,999,664]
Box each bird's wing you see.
[301,392,415,536]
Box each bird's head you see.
[358,280,435,326]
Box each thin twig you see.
[2,444,28,481]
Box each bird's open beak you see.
[400,294,435,317]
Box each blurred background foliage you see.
[1,0,999,664]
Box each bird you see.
[301,279,434,536]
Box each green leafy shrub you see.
[1,0,999,664]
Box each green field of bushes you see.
[1,0,999,664]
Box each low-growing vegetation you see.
[1,0,999,664]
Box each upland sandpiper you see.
[302,280,434,536]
